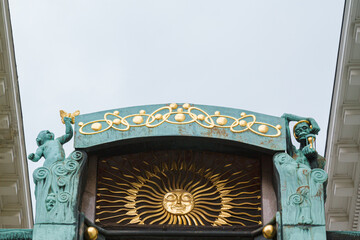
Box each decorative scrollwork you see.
[58,192,71,203]
[33,167,50,182]
[79,103,282,138]
[52,164,67,176]
[288,193,304,205]
[71,151,83,161]
[274,153,291,165]
[311,169,327,183]
[65,160,79,172]
[57,177,67,187]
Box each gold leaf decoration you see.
[95,150,262,228]
[79,104,281,137]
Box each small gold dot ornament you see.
[239,120,247,127]
[113,118,121,125]
[175,113,186,122]
[91,123,102,131]
[216,117,227,126]
[197,114,205,121]
[258,125,269,133]
[133,116,144,124]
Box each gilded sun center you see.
[163,189,194,215]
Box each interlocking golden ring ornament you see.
[79,103,281,138]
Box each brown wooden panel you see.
[95,150,262,230]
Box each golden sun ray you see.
[148,213,167,225]
[96,208,128,215]
[96,150,262,228]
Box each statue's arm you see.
[281,113,307,122]
[281,113,320,134]
[57,117,73,145]
[28,147,43,162]
[281,113,301,156]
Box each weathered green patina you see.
[25,106,338,240]
[74,104,286,152]
[274,114,328,240]
[28,117,86,240]
[0,229,32,240]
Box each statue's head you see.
[45,193,56,211]
[36,130,55,146]
[293,120,312,142]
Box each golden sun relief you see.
[95,150,262,228]
[163,189,194,215]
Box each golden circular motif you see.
[170,103,178,109]
[197,114,205,121]
[262,224,276,239]
[239,120,247,127]
[91,123,102,131]
[113,118,121,125]
[183,103,190,109]
[258,125,269,133]
[175,113,186,122]
[78,122,84,127]
[133,116,144,124]
[79,104,281,138]
[86,227,98,240]
[216,117,227,126]
[155,114,162,120]
[163,189,194,215]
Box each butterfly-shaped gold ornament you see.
[60,110,80,124]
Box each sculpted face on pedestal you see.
[45,193,56,211]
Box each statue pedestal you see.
[274,152,328,240]
[283,225,326,240]
[33,223,77,240]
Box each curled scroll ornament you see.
[274,153,291,165]
[57,177,67,187]
[58,192,71,203]
[53,164,67,176]
[71,151,83,161]
[288,193,304,206]
[311,169,327,183]
[65,160,79,172]
[33,167,50,182]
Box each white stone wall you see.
[0,0,33,229]
[325,0,360,232]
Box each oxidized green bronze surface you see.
[74,103,286,151]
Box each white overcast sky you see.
[8,1,345,211]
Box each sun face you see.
[163,189,194,215]
[95,150,262,228]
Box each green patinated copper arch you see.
[74,103,286,151]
